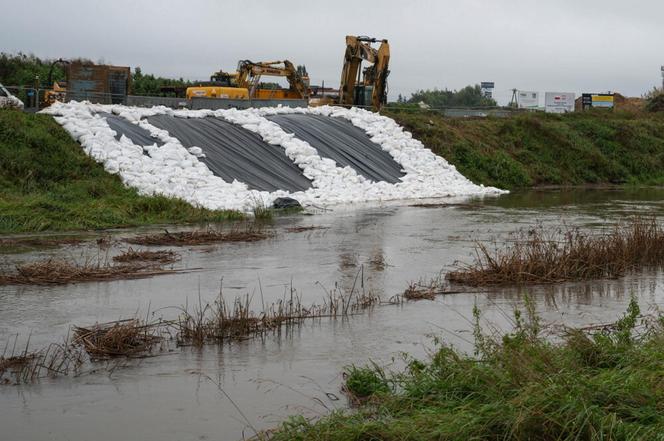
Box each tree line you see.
[394,84,497,108]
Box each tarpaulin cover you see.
[101,113,163,147]
[267,114,405,184]
[146,115,312,192]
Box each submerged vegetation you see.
[1,334,84,385]
[1,268,381,384]
[0,255,181,286]
[125,223,271,246]
[385,108,664,189]
[73,319,166,359]
[0,110,242,233]
[269,297,664,440]
[178,273,380,347]
[447,217,664,286]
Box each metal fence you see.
[126,95,189,108]
[2,85,530,118]
[190,97,308,110]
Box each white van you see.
[0,83,24,110]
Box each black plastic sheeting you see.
[100,113,163,147]
[267,114,404,184]
[146,115,311,192]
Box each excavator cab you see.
[209,71,237,87]
[339,36,390,111]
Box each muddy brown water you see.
[2,188,664,440]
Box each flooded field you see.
[2,188,664,441]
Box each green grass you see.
[270,297,664,440]
[384,109,664,190]
[0,110,242,233]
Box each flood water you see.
[2,188,664,441]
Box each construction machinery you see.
[186,60,310,100]
[42,58,69,106]
[338,36,390,110]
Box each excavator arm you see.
[236,60,309,99]
[339,36,390,110]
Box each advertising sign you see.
[481,82,495,99]
[591,94,614,108]
[581,93,614,110]
[544,92,575,113]
[517,91,539,109]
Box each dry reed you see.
[447,217,664,286]
[73,319,166,359]
[0,258,179,285]
[402,281,436,301]
[178,269,380,346]
[125,224,271,246]
[1,335,84,385]
[112,248,180,264]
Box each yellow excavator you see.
[42,58,70,107]
[338,35,390,110]
[186,60,310,100]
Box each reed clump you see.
[447,217,664,286]
[73,319,166,359]
[402,281,436,301]
[0,257,178,285]
[178,271,380,346]
[125,223,271,246]
[112,248,180,264]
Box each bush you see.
[646,93,664,113]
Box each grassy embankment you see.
[0,110,241,233]
[270,298,664,440]
[385,108,664,190]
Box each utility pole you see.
[661,66,664,89]
[509,88,518,108]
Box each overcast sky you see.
[2,0,663,104]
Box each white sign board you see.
[545,92,575,113]
[518,91,539,109]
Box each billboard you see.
[581,93,614,110]
[591,94,614,108]
[544,92,575,113]
[481,82,495,99]
[517,91,539,109]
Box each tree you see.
[406,85,497,107]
